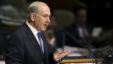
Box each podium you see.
[59,56,101,64]
[57,46,102,64]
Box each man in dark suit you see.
[5,1,71,64]
[56,4,94,48]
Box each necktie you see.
[37,32,44,53]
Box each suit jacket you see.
[6,23,56,64]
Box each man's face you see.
[77,9,87,23]
[31,5,51,31]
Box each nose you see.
[47,17,51,23]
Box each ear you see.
[30,13,35,21]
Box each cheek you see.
[35,18,46,27]
[35,21,43,29]
[40,19,46,25]
[35,18,41,25]
[33,21,40,28]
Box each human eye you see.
[43,14,48,18]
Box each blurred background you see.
[0,0,113,63]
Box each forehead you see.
[38,5,51,15]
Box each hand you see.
[53,50,71,61]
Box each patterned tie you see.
[37,32,44,53]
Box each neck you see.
[27,21,41,32]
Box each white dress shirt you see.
[78,26,88,38]
[26,22,44,49]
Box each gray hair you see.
[28,1,48,14]
[27,1,48,21]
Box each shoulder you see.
[10,23,29,40]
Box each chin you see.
[41,28,47,31]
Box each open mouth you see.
[44,24,48,27]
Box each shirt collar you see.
[26,21,40,34]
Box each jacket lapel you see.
[23,24,48,63]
